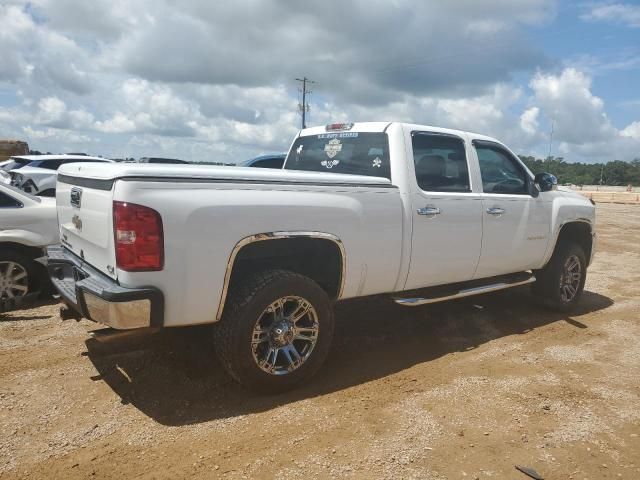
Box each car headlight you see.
[10,173,23,186]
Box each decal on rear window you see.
[324,138,342,159]
[285,132,390,179]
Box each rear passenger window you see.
[411,132,470,192]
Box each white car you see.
[0,184,58,301]
[7,155,113,197]
[46,122,596,392]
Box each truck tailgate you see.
[56,176,118,280]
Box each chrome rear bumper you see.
[44,246,164,329]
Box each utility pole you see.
[547,116,555,161]
[295,77,316,129]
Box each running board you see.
[393,273,536,307]
[89,327,160,343]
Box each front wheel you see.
[213,269,334,393]
[533,242,587,311]
[0,250,34,301]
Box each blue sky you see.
[0,1,639,163]
[533,2,640,128]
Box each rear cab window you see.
[411,132,471,193]
[284,132,391,179]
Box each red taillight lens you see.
[113,201,164,271]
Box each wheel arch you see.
[0,241,43,258]
[546,220,594,268]
[216,232,346,320]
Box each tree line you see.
[519,156,640,186]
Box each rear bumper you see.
[44,245,164,329]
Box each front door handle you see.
[486,207,505,216]
[417,206,441,216]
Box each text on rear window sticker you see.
[318,133,359,139]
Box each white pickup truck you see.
[46,122,596,392]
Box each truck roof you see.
[299,122,502,144]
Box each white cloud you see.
[529,68,616,144]
[0,1,637,163]
[528,68,640,160]
[520,107,540,136]
[621,121,640,139]
[581,3,640,28]
[22,126,94,144]
[35,97,67,125]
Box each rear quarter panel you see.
[114,180,404,327]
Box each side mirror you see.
[534,172,557,193]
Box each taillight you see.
[113,201,164,271]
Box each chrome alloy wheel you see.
[251,296,319,375]
[0,261,29,299]
[559,254,581,302]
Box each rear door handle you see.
[486,207,505,216]
[417,206,441,216]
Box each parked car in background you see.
[0,163,11,185]
[139,157,189,164]
[7,155,113,196]
[241,153,286,169]
[0,184,57,301]
[46,121,595,393]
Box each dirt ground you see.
[1,203,639,479]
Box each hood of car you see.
[10,166,55,187]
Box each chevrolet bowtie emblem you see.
[71,214,83,231]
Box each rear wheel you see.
[213,269,334,393]
[533,242,587,311]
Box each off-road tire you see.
[533,242,587,312]
[213,269,334,393]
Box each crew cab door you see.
[404,131,483,289]
[471,140,550,278]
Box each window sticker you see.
[321,158,340,168]
[324,138,342,159]
[318,133,359,139]
[372,157,382,168]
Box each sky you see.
[0,0,639,163]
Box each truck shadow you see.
[84,288,612,426]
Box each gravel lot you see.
[1,203,639,479]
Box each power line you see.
[295,77,316,129]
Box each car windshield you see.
[284,132,391,179]
[2,158,32,171]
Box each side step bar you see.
[89,327,160,343]
[394,273,536,307]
